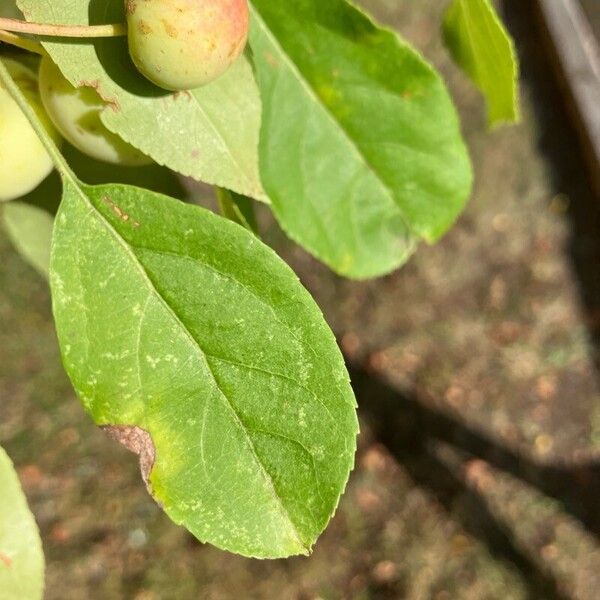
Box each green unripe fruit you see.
[126,0,250,91]
[0,59,58,202]
[38,56,151,166]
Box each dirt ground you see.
[581,0,600,39]
[1,1,599,599]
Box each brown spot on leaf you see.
[172,90,192,101]
[102,425,155,485]
[78,79,120,112]
[102,196,139,227]
[263,51,279,69]
[0,551,12,568]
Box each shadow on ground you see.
[352,362,599,600]
[502,0,600,370]
[345,5,600,598]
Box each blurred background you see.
[1,0,599,598]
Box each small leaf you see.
[1,202,53,279]
[0,446,45,600]
[443,0,520,127]
[249,0,472,279]
[50,175,358,558]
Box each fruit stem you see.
[0,30,47,55]
[0,59,75,182]
[0,18,126,39]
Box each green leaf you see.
[249,0,472,279]
[0,46,357,560]
[0,0,21,19]
[216,188,258,234]
[50,175,358,558]
[1,202,53,278]
[0,447,45,600]
[443,0,520,127]
[17,0,266,201]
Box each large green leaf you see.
[0,447,45,600]
[443,0,520,127]
[17,0,266,201]
[50,175,358,558]
[249,0,472,279]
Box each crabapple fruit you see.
[125,0,249,91]
[38,56,151,166]
[0,58,59,202]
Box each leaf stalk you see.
[0,59,75,181]
[0,30,47,55]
